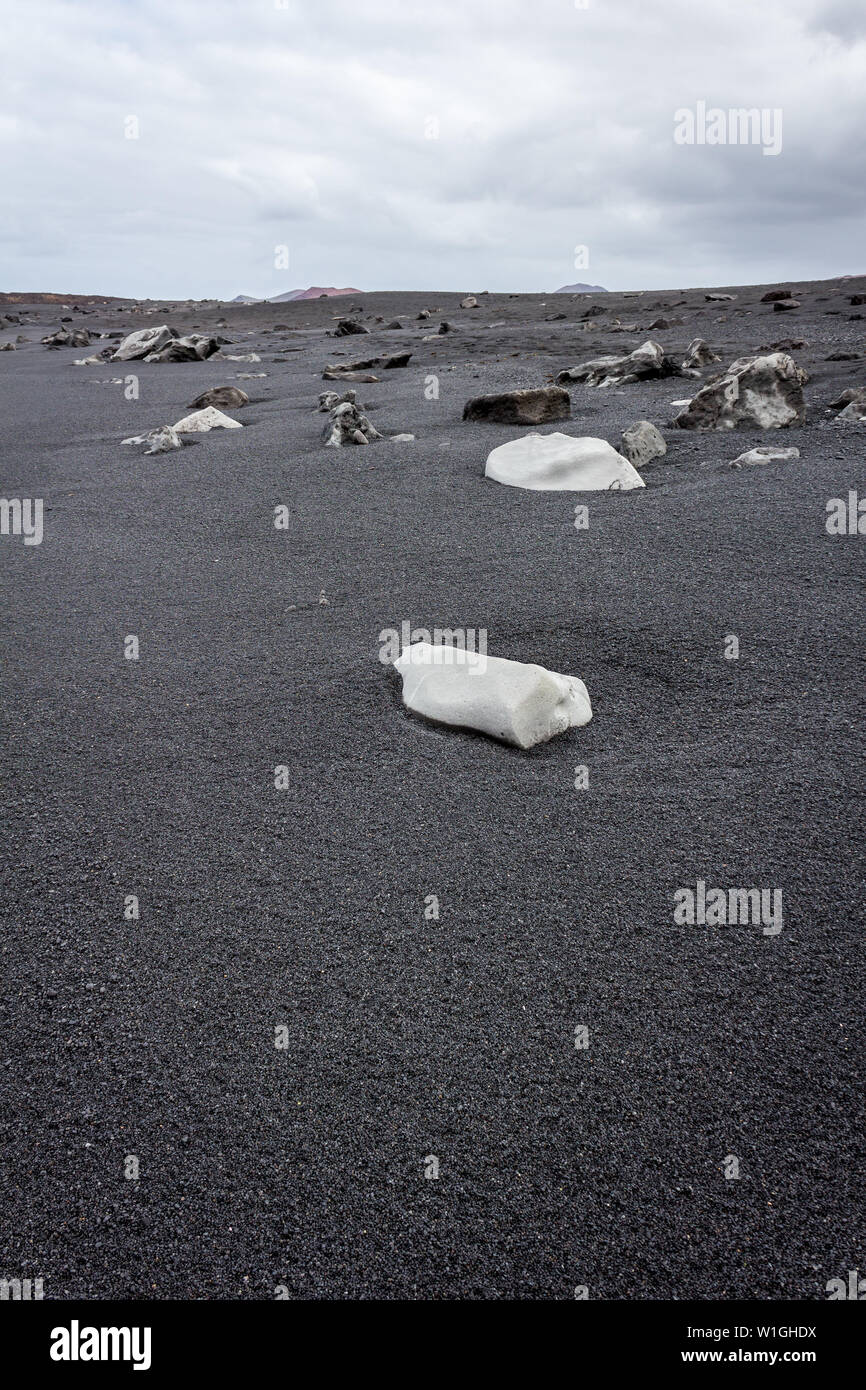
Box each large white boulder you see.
[394,641,592,749]
[485,432,644,491]
[111,325,175,361]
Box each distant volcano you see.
[554,283,608,293]
[231,286,361,304]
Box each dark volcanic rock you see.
[462,386,571,425]
[761,289,794,302]
[383,352,412,369]
[188,386,249,409]
[334,319,370,336]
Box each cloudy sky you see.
[2,0,864,297]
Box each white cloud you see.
[1,0,864,295]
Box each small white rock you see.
[729,446,800,467]
[171,407,243,434]
[390,433,416,442]
[394,641,592,749]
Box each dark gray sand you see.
[1,280,864,1299]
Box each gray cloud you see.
[1,0,864,295]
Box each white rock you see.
[394,641,592,749]
[670,399,692,408]
[485,432,645,491]
[224,353,261,362]
[111,325,175,361]
[144,426,183,454]
[729,446,800,467]
[171,407,243,434]
[390,433,416,442]
[73,355,103,365]
[122,425,183,453]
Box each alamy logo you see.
[50,1320,152,1371]
[826,491,866,535]
[826,1269,866,1300]
[674,102,783,156]
[673,879,782,935]
[0,1277,43,1299]
[0,496,43,546]
[378,621,488,668]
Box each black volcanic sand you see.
[1,279,864,1300]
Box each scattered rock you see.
[773,299,801,312]
[849,295,866,306]
[188,386,249,409]
[122,425,183,454]
[393,642,592,750]
[485,432,645,491]
[681,337,721,369]
[323,357,380,376]
[389,433,416,442]
[621,420,667,468]
[437,321,452,334]
[829,386,866,411]
[224,353,261,362]
[674,353,806,430]
[760,289,794,302]
[705,293,736,302]
[111,325,175,360]
[334,319,370,336]
[383,352,412,369]
[833,388,866,422]
[384,320,403,330]
[0,342,15,351]
[462,386,571,425]
[321,369,380,382]
[172,407,243,434]
[729,446,800,467]
[460,296,479,309]
[72,355,103,365]
[557,340,688,388]
[767,337,807,351]
[42,326,91,348]
[322,398,382,447]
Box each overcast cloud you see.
[1,0,864,297]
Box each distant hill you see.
[271,286,361,303]
[0,291,125,304]
[232,286,361,305]
[554,283,608,294]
